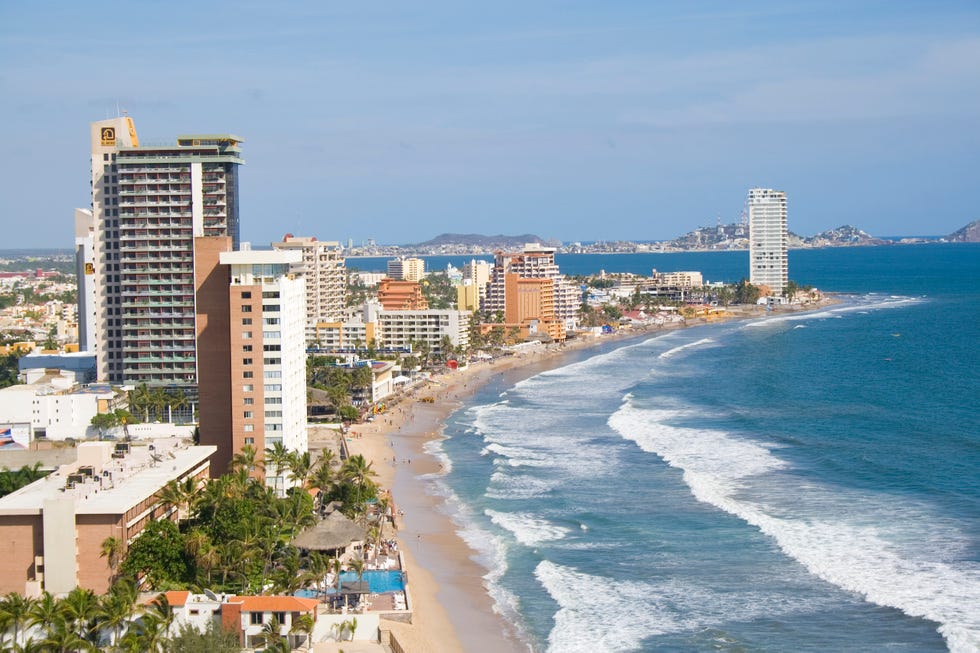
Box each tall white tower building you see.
[748,188,788,294]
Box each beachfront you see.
[331,303,806,652]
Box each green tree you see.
[164,620,240,653]
[119,519,191,589]
[264,442,292,497]
[96,580,138,648]
[61,587,99,646]
[287,451,313,489]
[0,592,37,649]
[100,536,123,582]
[90,412,117,439]
[733,279,762,305]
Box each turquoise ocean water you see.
[415,244,979,652]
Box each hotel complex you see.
[198,247,308,482]
[483,244,579,340]
[748,188,789,294]
[272,234,346,345]
[0,440,215,595]
[83,118,244,394]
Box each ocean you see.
[423,244,980,652]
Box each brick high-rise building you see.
[198,246,308,484]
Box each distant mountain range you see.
[409,233,562,249]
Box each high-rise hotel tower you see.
[748,188,788,294]
[85,117,243,394]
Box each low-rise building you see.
[377,309,471,356]
[0,439,215,595]
[0,379,126,442]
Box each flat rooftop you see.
[0,439,215,516]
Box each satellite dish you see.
[203,589,218,601]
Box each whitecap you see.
[608,399,980,652]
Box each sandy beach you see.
[339,301,830,652]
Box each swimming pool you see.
[295,569,405,596]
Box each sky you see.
[1,1,978,248]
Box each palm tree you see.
[287,451,313,489]
[39,619,89,653]
[290,613,315,651]
[340,454,377,509]
[61,587,99,646]
[348,557,365,599]
[97,581,137,648]
[100,536,123,582]
[148,386,169,422]
[165,388,187,423]
[258,615,288,652]
[265,442,291,497]
[158,476,197,523]
[27,591,64,638]
[0,592,37,649]
[128,383,151,422]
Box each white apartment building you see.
[748,188,788,294]
[377,309,471,356]
[272,235,346,345]
[220,247,307,493]
[387,257,425,282]
[463,259,492,303]
[0,380,124,442]
[650,270,704,288]
[74,208,97,353]
[484,244,579,329]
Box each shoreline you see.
[342,299,838,652]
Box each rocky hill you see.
[946,219,980,242]
[804,225,888,247]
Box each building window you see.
[263,304,280,312]
[249,610,263,624]
[244,436,255,444]
[244,398,254,405]
[242,345,253,352]
[264,384,282,392]
[263,358,280,365]
[263,317,280,325]
[243,411,253,419]
[242,318,252,325]
[264,371,282,379]
[265,397,282,404]
[265,411,282,418]
[242,358,253,366]
[243,384,253,392]
[241,291,252,299]
[273,611,286,624]
[243,371,254,379]
[241,305,252,313]
[263,344,281,352]
[242,331,252,339]
[244,425,254,433]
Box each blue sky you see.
[1,1,978,247]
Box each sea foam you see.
[609,399,980,652]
